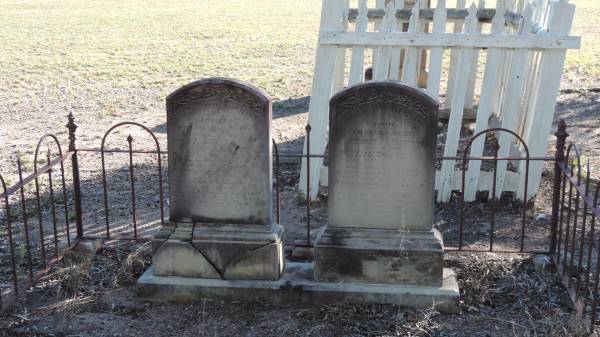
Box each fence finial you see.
[555,119,569,162]
[67,113,78,152]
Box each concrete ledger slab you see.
[137,262,460,313]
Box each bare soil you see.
[0,245,583,337]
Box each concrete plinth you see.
[137,262,460,313]
[314,228,444,286]
[152,223,285,281]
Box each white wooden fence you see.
[299,0,579,202]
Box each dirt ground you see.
[0,245,584,337]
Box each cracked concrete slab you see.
[151,225,176,254]
[153,240,222,279]
[223,242,283,280]
[191,224,285,280]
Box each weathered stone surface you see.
[168,225,194,241]
[147,78,284,281]
[314,228,443,286]
[137,263,460,313]
[291,246,314,261]
[314,81,444,286]
[153,240,221,279]
[192,224,284,280]
[327,81,438,230]
[151,225,176,254]
[166,78,272,224]
[72,239,102,258]
[222,242,283,280]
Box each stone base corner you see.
[314,228,444,286]
[151,223,284,281]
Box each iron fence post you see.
[550,119,568,254]
[67,113,84,240]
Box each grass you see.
[0,0,596,105]
[0,0,321,103]
[563,0,600,86]
[0,0,596,176]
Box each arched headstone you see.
[153,78,284,281]
[315,81,444,286]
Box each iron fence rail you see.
[550,120,600,333]
[0,114,595,334]
[0,134,77,311]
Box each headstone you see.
[314,81,444,286]
[152,78,284,280]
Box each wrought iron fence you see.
[0,113,595,333]
[0,119,78,311]
[550,120,600,333]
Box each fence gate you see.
[299,0,579,202]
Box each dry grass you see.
[53,260,92,299]
[39,241,152,302]
[0,249,591,336]
[0,0,596,173]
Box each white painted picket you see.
[437,4,479,202]
[347,0,369,86]
[425,0,447,98]
[445,0,466,110]
[400,1,420,85]
[517,1,576,200]
[299,0,580,203]
[463,0,508,201]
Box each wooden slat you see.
[493,0,518,120]
[372,1,398,80]
[426,0,447,98]
[415,0,429,87]
[540,0,551,30]
[494,5,534,198]
[517,1,547,136]
[348,0,369,86]
[348,7,520,25]
[371,0,386,74]
[518,2,576,200]
[435,169,522,195]
[401,0,421,86]
[463,0,485,111]
[445,0,466,110]
[299,0,347,199]
[438,4,479,203]
[318,32,581,49]
[388,0,406,80]
[332,1,350,93]
[305,0,578,203]
[463,0,509,202]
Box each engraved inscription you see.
[167,80,271,224]
[328,83,437,231]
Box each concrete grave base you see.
[314,228,445,286]
[137,262,460,313]
[152,223,285,281]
